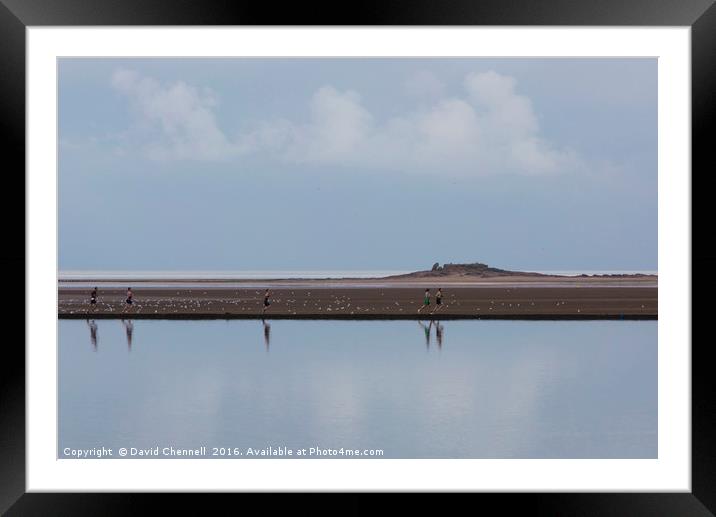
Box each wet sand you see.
[59,282,657,319]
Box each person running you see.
[418,289,431,313]
[125,287,133,306]
[432,288,443,313]
[90,287,98,305]
[262,289,271,314]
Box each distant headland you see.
[385,262,656,280]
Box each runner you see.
[262,289,271,314]
[90,287,98,305]
[432,288,443,313]
[418,289,431,313]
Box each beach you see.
[58,277,657,319]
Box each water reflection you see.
[262,319,271,351]
[434,321,444,350]
[86,319,98,350]
[60,319,657,459]
[418,320,445,350]
[121,319,134,350]
[85,317,445,354]
[418,320,432,349]
[84,320,136,351]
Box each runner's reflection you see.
[434,320,444,350]
[121,319,134,350]
[418,320,432,350]
[262,319,271,351]
[86,319,98,350]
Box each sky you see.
[58,58,657,272]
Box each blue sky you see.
[58,58,656,272]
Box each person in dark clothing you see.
[432,288,443,313]
[262,289,271,314]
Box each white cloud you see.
[111,69,248,161]
[465,70,538,138]
[111,68,581,175]
[278,72,579,175]
[285,86,374,163]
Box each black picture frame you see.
[2,0,714,514]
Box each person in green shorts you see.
[418,288,431,313]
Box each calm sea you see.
[59,319,656,459]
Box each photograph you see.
[3,5,708,510]
[0,0,710,508]
[57,57,658,460]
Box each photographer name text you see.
[61,445,384,458]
